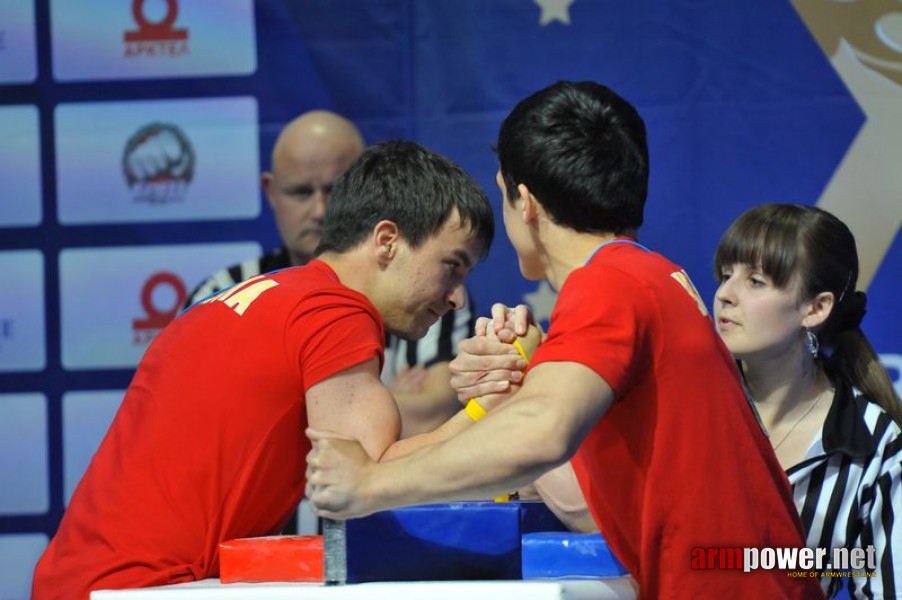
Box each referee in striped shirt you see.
[713,203,901,599]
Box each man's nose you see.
[311,190,329,218]
[448,283,467,310]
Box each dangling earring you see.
[804,328,819,358]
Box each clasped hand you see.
[305,428,378,519]
[305,303,539,519]
[449,303,540,405]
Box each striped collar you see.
[819,376,879,459]
[787,376,880,477]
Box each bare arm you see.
[306,360,615,519]
[449,312,595,528]
[532,462,598,533]
[387,293,482,438]
[305,357,401,461]
[306,355,489,464]
[392,362,462,438]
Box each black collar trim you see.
[820,377,877,458]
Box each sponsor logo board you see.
[51,0,256,81]
[0,251,45,373]
[0,394,48,515]
[0,2,37,83]
[0,106,42,227]
[59,242,261,369]
[55,97,260,224]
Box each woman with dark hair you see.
[713,203,902,599]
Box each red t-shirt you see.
[531,243,821,599]
[32,260,383,599]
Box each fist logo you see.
[122,122,195,204]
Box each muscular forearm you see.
[394,362,460,438]
[368,394,573,511]
[379,409,474,461]
[532,462,598,533]
[384,376,519,460]
[307,361,612,521]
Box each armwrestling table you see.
[91,577,638,599]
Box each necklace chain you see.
[771,388,832,450]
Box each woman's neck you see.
[741,349,830,426]
[742,349,835,469]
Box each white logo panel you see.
[60,242,261,369]
[0,105,42,227]
[55,97,260,224]
[0,534,48,600]
[0,1,38,83]
[62,390,125,505]
[50,0,256,82]
[0,251,45,372]
[0,394,48,515]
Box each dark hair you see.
[714,203,901,424]
[495,81,649,235]
[316,140,494,258]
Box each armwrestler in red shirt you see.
[305,82,824,599]
[32,140,495,599]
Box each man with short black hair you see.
[306,82,823,599]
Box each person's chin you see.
[390,328,424,342]
[298,232,322,250]
[410,321,433,340]
[291,238,319,256]
[395,315,438,341]
[302,236,321,249]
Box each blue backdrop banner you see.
[0,1,899,597]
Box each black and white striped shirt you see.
[787,378,902,599]
[183,247,474,378]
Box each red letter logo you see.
[132,271,187,344]
[124,0,187,42]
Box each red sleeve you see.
[530,265,652,396]
[286,290,384,391]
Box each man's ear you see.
[517,183,541,224]
[801,291,835,330]
[373,220,400,266]
[262,172,276,210]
